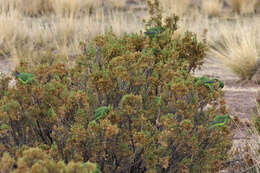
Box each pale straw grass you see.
[228,0,258,14]
[0,0,143,62]
[160,0,192,16]
[208,18,260,80]
[201,0,223,17]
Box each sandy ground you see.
[0,57,15,75]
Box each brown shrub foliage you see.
[0,0,232,172]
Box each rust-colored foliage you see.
[0,0,231,172]
[0,148,100,173]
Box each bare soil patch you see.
[0,56,15,75]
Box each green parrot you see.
[208,114,231,129]
[13,71,34,84]
[211,79,224,89]
[195,77,224,90]
[144,26,164,38]
[94,106,111,121]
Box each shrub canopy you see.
[0,0,231,172]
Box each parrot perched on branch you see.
[13,71,34,84]
[94,106,111,121]
[208,114,231,130]
[195,76,224,90]
[144,26,164,38]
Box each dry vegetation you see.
[1,0,260,172]
[208,18,260,80]
[201,0,223,17]
[0,0,142,66]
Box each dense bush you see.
[0,0,231,172]
[0,147,101,173]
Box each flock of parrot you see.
[11,26,231,129]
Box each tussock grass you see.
[0,0,128,17]
[106,0,128,9]
[160,0,192,16]
[208,19,260,80]
[228,0,258,14]
[16,0,53,17]
[0,0,143,62]
[0,0,101,17]
[201,0,223,17]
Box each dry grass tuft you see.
[0,0,143,62]
[209,19,260,80]
[160,0,192,16]
[16,0,54,17]
[201,0,223,17]
[228,0,258,15]
[106,0,128,9]
[52,0,104,17]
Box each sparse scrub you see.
[0,0,232,172]
[1,0,260,172]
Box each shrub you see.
[0,147,101,173]
[0,0,231,172]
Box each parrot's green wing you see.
[195,76,214,91]
[213,79,224,88]
[145,26,163,38]
[195,77,224,90]
[94,106,111,121]
[17,73,34,84]
[208,114,231,129]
